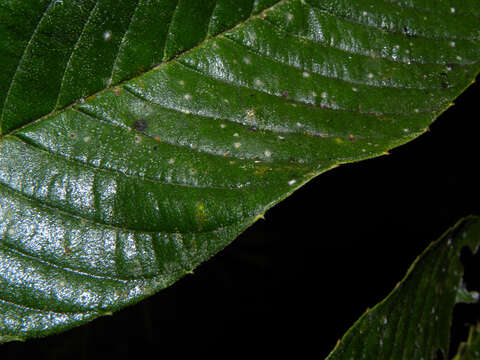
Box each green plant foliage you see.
[453,323,480,360]
[0,0,479,341]
[327,217,480,360]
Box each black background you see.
[1,79,479,359]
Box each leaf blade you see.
[326,217,480,360]
[453,323,480,360]
[1,0,480,340]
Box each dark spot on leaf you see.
[402,26,416,37]
[248,126,258,132]
[441,82,449,89]
[281,91,289,98]
[132,119,148,133]
[290,157,297,163]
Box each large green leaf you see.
[326,217,480,360]
[0,0,479,340]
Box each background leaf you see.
[1,0,480,340]
[453,323,480,360]
[326,216,480,360]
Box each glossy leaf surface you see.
[0,0,480,340]
[327,217,480,360]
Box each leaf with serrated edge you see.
[0,0,479,340]
[326,217,480,360]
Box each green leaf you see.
[453,323,480,360]
[0,0,479,340]
[326,217,480,360]
[456,283,479,304]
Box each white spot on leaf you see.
[103,30,112,41]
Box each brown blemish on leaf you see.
[132,119,148,132]
[254,165,270,176]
